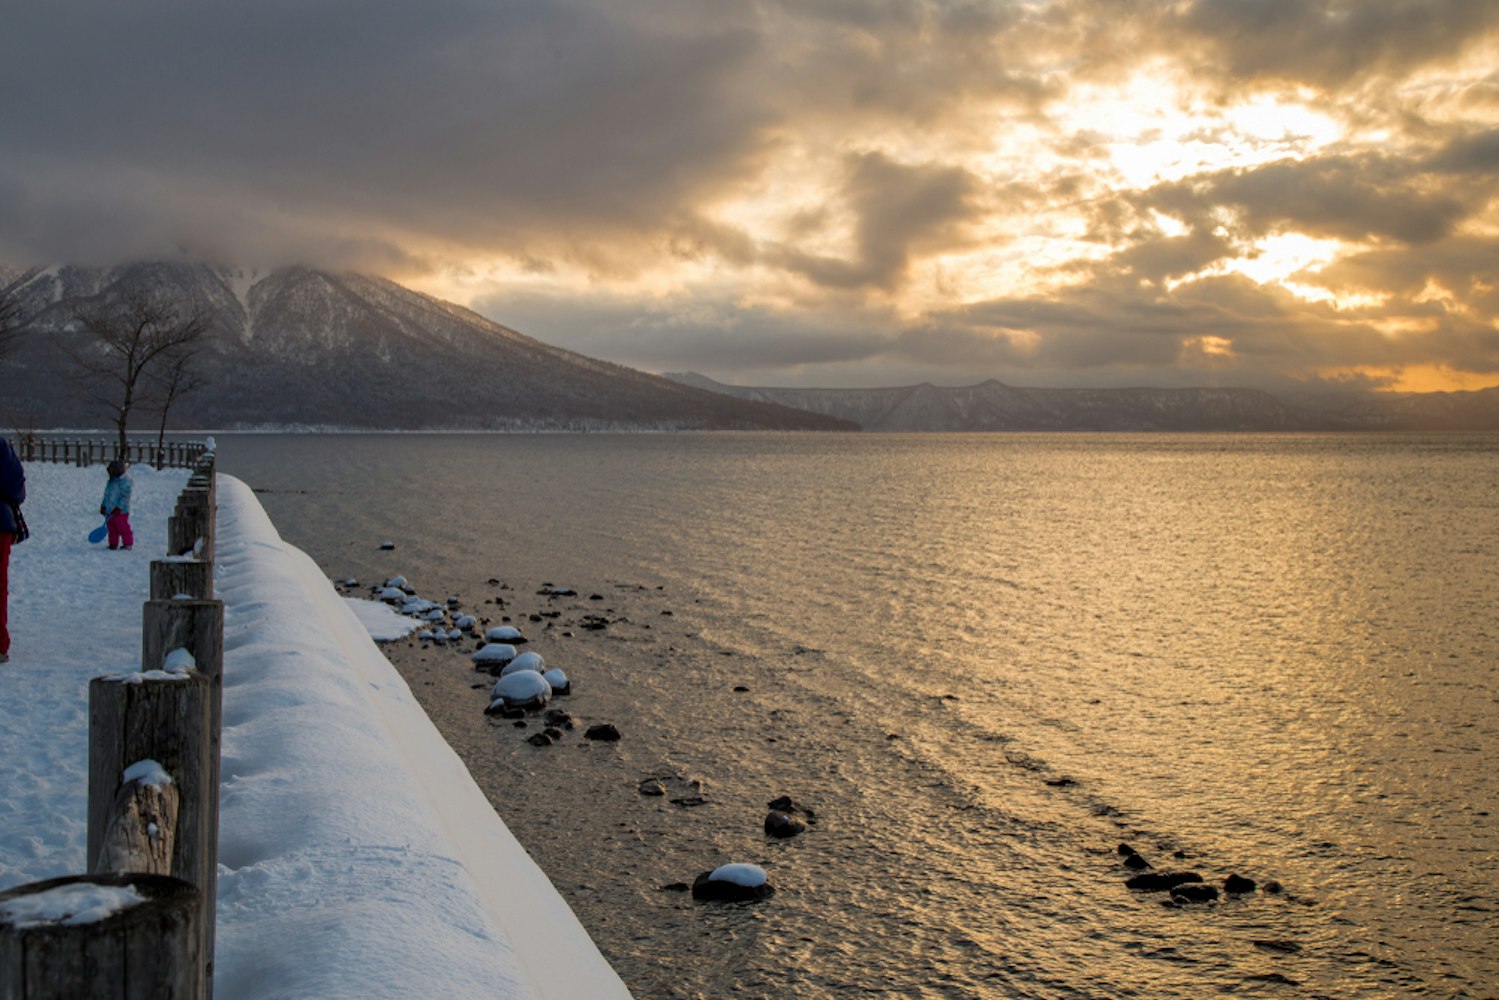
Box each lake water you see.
[217,432,1499,999]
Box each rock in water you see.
[764,811,806,839]
[763,795,818,839]
[1170,882,1220,904]
[691,864,774,902]
[1224,874,1257,894]
[1125,871,1204,892]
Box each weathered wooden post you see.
[139,599,223,991]
[169,501,213,561]
[0,873,203,1000]
[150,561,214,601]
[93,761,181,877]
[87,671,211,883]
[87,670,212,988]
[168,485,212,560]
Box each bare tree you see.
[64,289,211,457]
[150,347,207,467]
[0,281,27,361]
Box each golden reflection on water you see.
[222,432,1499,998]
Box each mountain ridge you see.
[0,263,855,432]
[663,372,1499,432]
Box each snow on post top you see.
[122,759,173,788]
[0,883,147,928]
[163,648,196,674]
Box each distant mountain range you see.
[4,261,1494,434]
[0,263,853,432]
[664,372,1499,432]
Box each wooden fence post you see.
[0,873,203,1000]
[94,767,181,877]
[87,672,211,885]
[169,501,213,561]
[138,600,223,993]
[150,561,213,601]
[87,671,213,990]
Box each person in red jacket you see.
[0,436,24,663]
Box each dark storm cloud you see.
[1112,230,1240,284]
[1172,0,1499,88]
[943,275,1379,374]
[0,0,777,265]
[1428,129,1499,174]
[1145,154,1473,245]
[472,287,891,371]
[776,152,980,291]
[0,0,1044,270]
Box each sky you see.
[2,1,1497,392]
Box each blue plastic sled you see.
[88,521,108,544]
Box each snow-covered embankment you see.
[1,464,629,999]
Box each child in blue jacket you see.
[101,460,134,551]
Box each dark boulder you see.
[1224,874,1257,894]
[1123,852,1150,870]
[585,723,621,742]
[526,732,553,747]
[1170,883,1220,904]
[764,811,807,839]
[691,869,774,903]
[1126,871,1203,892]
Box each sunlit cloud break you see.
[2,0,1497,392]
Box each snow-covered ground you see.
[0,463,629,999]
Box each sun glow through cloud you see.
[3,0,1498,392]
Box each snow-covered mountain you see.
[0,264,854,431]
[665,372,1499,432]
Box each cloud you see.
[1,0,1496,390]
[1172,0,1499,89]
[775,152,980,291]
[1145,154,1473,245]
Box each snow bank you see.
[0,463,190,892]
[342,596,420,642]
[0,464,628,999]
[213,474,629,999]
